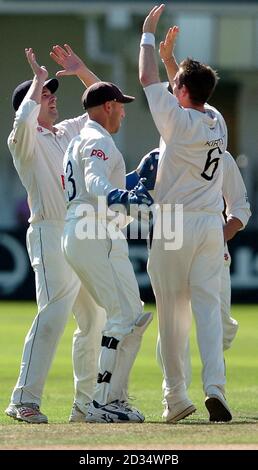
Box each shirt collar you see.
[86,118,111,138]
[36,125,63,136]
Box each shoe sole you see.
[15,411,48,424]
[69,416,86,423]
[86,414,144,423]
[86,415,116,423]
[166,405,196,424]
[5,411,37,423]
[16,416,48,423]
[205,396,232,422]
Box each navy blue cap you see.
[82,81,135,110]
[12,78,59,111]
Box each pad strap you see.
[97,371,112,383]
[101,336,119,350]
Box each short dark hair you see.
[178,58,219,105]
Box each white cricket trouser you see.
[148,212,225,406]
[71,284,106,413]
[156,243,239,387]
[11,221,105,410]
[62,217,143,404]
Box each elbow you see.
[139,69,159,88]
[139,71,150,88]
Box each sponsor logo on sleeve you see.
[90,149,108,161]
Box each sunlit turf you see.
[0,302,258,448]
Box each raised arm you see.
[159,26,180,87]
[139,4,165,87]
[50,43,100,88]
[24,48,49,103]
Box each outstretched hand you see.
[142,4,165,34]
[159,26,179,63]
[50,44,85,77]
[25,48,48,81]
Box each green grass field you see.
[0,301,258,449]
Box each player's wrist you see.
[140,33,155,48]
[161,56,173,64]
[161,56,176,65]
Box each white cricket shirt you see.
[144,83,228,213]
[8,99,87,223]
[63,119,126,220]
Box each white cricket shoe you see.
[5,403,18,419]
[86,400,144,423]
[205,386,232,422]
[5,403,48,423]
[69,403,88,423]
[162,398,196,424]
